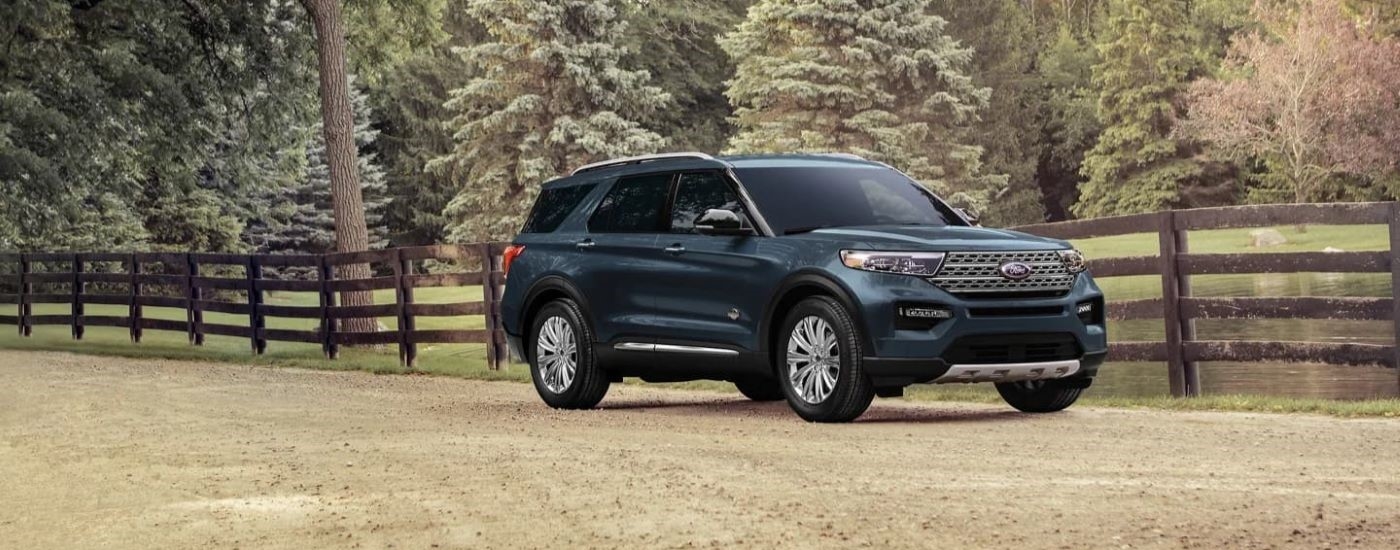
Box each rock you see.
[1249,228,1288,247]
[1322,246,1345,253]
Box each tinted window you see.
[588,173,673,233]
[521,184,596,233]
[670,172,745,233]
[733,166,960,235]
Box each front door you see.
[648,171,780,355]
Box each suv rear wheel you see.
[995,379,1083,413]
[528,299,609,409]
[777,297,875,422]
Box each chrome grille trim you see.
[928,250,1076,295]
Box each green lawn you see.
[1064,223,1389,259]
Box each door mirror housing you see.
[955,207,981,226]
[695,209,755,236]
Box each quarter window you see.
[521,184,596,233]
[588,173,673,233]
[670,172,745,233]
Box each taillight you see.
[502,244,526,276]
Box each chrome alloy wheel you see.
[536,316,578,394]
[786,316,839,404]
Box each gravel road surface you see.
[2,351,1398,549]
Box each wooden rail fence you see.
[0,244,509,369]
[1015,202,1400,397]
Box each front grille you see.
[928,250,1075,297]
[944,333,1081,365]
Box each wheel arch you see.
[519,275,592,344]
[760,270,873,372]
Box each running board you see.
[933,359,1080,384]
[613,343,739,356]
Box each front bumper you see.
[846,271,1109,387]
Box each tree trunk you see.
[303,0,376,334]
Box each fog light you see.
[1076,299,1103,325]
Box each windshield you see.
[733,166,962,235]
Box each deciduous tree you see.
[1180,0,1400,204]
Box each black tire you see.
[776,296,875,422]
[995,379,1084,413]
[528,299,609,409]
[734,378,785,402]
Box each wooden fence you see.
[0,244,509,369]
[1015,202,1400,397]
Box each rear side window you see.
[588,173,673,233]
[522,184,595,233]
[670,172,745,233]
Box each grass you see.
[2,223,1397,417]
[1068,223,1389,259]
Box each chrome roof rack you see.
[571,152,716,175]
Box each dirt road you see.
[2,351,1399,549]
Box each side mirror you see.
[955,207,981,226]
[695,209,754,236]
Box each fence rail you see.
[1014,202,1400,397]
[0,244,509,370]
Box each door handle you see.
[575,239,596,250]
[664,244,685,255]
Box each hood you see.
[789,225,1068,251]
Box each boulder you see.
[1322,246,1346,253]
[1248,228,1288,248]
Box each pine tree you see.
[1073,0,1202,218]
[721,0,1004,209]
[934,0,1044,225]
[258,82,389,255]
[432,0,669,243]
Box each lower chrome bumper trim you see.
[932,359,1080,384]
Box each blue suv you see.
[500,153,1106,422]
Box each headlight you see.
[840,250,945,276]
[1058,249,1087,273]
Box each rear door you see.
[572,172,674,345]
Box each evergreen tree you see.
[934,0,1044,225]
[621,0,750,152]
[376,4,486,247]
[432,0,669,243]
[257,82,390,254]
[1074,0,1203,217]
[721,0,1003,210]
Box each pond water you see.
[1093,271,1397,399]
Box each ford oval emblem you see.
[998,261,1034,281]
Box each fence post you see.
[1389,203,1400,389]
[187,254,204,345]
[248,256,266,354]
[129,254,142,343]
[395,249,417,368]
[72,253,84,340]
[478,243,500,370]
[1157,211,1192,397]
[18,253,31,337]
[319,255,338,360]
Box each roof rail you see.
[571,152,716,175]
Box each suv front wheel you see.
[528,299,610,409]
[995,379,1083,413]
[777,297,875,422]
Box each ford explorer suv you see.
[499,153,1106,422]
